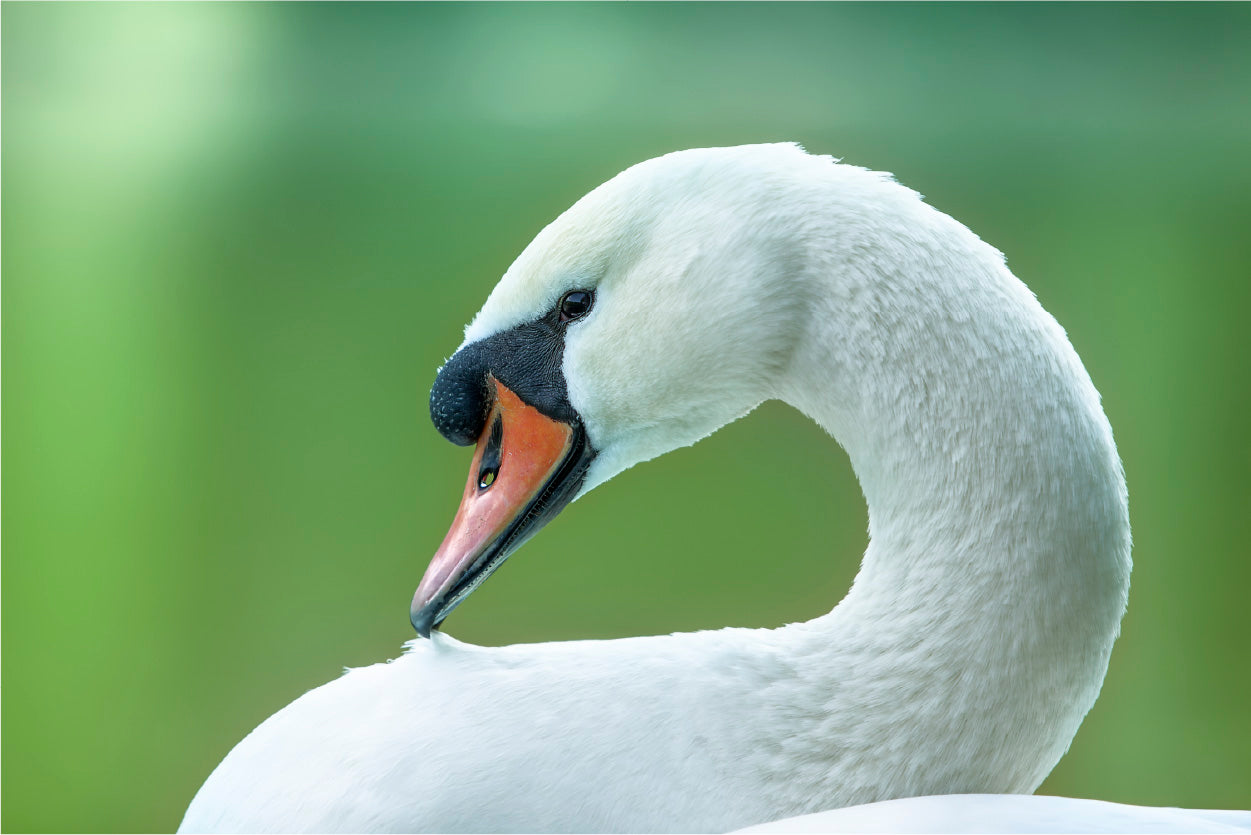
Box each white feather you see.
[736,795,1251,833]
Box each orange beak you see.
[411,376,592,636]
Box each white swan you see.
[179,144,1249,833]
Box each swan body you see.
[180,144,1241,832]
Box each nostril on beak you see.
[476,414,505,491]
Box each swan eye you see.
[478,469,496,490]
[558,290,593,323]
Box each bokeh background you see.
[4,3,1249,831]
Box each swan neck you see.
[762,177,1131,799]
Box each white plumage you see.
[179,144,1248,833]
[738,795,1251,833]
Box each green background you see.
[4,3,1249,831]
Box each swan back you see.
[737,795,1251,834]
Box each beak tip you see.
[410,605,435,639]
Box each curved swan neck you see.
[761,163,1131,798]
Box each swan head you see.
[411,144,815,636]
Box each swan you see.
[179,143,1249,833]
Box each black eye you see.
[558,290,593,323]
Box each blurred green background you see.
[4,3,1249,831]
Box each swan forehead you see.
[461,176,645,344]
[462,143,815,345]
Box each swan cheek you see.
[411,377,593,637]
